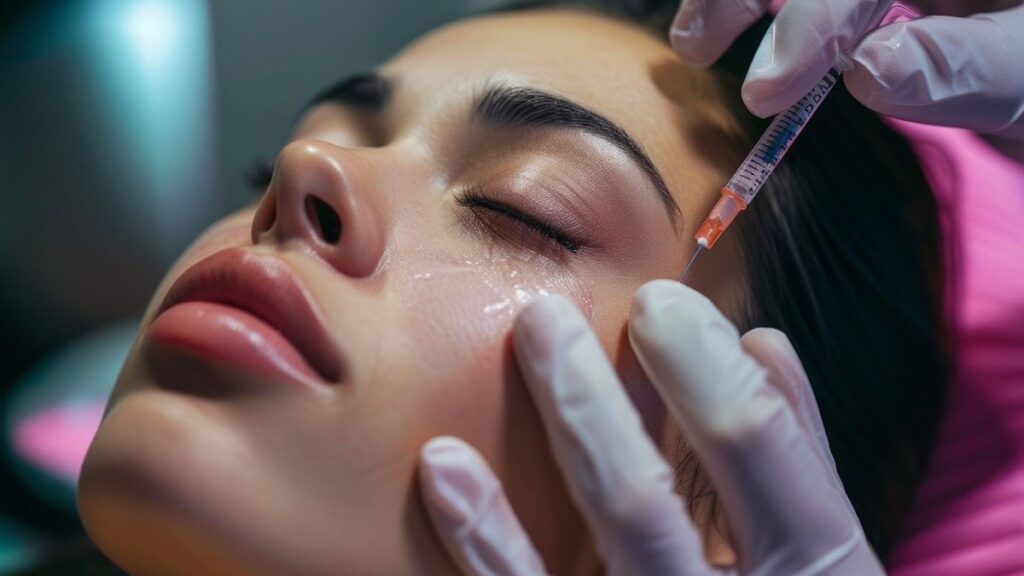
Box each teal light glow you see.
[121,1,181,70]
[85,0,217,259]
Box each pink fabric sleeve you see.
[886,120,1024,575]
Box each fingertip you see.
[669,0,716,68]
[632,278,683,308]
[738,19,789,118]
[739,327,797,364]
[670,0,772,69]
[738,328,805,397]
[419,436,501,529]
[741,77,789,118]
[669,32,720,70]
[845,24,907,107]
[421,435,473,464]
[419,438,548,576]
[513,294,585,369]
[419,437,480,528]
[628,281,745,412]
[630,280,719,339]
[630,282,677,345]
[419,435,484,491]
[515,294,581,333]
[632,279,704,313]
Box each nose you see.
[251,140,385,277]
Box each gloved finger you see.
[738,328,836,475]
[513,295,716,576]
[628,280,884,573]
[418,436,547,576]
[737,328,860,522]
[670,0,773,68]
[846,5,1024,140]
[742,0,895,117]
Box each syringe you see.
[679,66,842,280]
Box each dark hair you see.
[610,1,949,560]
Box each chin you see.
[78,384,275,575]
[78,368,460,576]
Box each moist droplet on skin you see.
[404,252,592,322]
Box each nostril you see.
[304,195,342,244]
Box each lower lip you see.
[148,301,321,388]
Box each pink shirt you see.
[887,120,1024,575]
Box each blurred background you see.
[0,0,511,571]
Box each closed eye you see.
[455,187,580,254]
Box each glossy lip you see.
[149,248,343,386]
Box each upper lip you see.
[153,248,343,383]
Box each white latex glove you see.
[417,280,885,575]
[670,0,1024,142]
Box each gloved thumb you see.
[846,5,1024,140]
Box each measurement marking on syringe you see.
[724,67,844,205]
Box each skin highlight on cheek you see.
[396,246,593,355]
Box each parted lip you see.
[153,248,343,383]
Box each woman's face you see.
[79,9,744,576]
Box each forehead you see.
[391,9,670,90]
[381,9,741,231]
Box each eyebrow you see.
[304,72,393,113]
[473,85,681,228]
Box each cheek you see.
[383,247,593,449]
[386,249,597,568]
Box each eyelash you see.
[244,159,580,255]
[454,187,581,254]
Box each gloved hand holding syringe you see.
[679,65,846,277]
[681,1,919,278]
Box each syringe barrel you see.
[725,67,842,205]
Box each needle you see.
[679,244,703,281]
